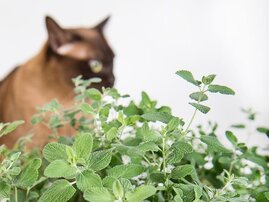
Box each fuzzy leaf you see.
[76,170,102,192]
[142,112,173,123]
[88,149,112,171]
[43,142,68,162]
[84,187,115,202]
[208,84,235,95]
[72,132,93,160]
[202,74,216,85]
[112,180,124,199]
[126,185,156,202]
[176,70,199,86]
[38,179,75,202]
[16,158,42,188]
[0,181,10,200]
[171,165,195,179]
[0,120,24,137]
[106,127,118,141]
[85,88,102,101]
[167,141,193,164]
[189,92,208,102]
[80,103,94,114]
[107,164,144,179]
[44,160,77,178]
[189,103,210,114]
[201,135,231,153]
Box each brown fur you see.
[0,16,115,148]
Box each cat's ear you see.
[45,16,72,52]
[94,15,110,32]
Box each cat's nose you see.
[105,76,115,87]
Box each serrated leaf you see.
[176,70,199,86]
[167,141,193,164]
[112,180,124,199]
[76,170,102,192]
[201,135,231,153]
[202,74,216,85]
[38,179,75,202]
[189,102,210,114]
[126,185,156,202]
[43,142,68,162]
[142,112,173,123]
[171,165,195,179]
[106,127,118,141]
[166,117,183,132]
[208,84,235,95]
[189,92,208,102]
[16,158,42,188]
[107,164,144,179]
[84,187,115,202]
[44,160,77,178]
[72,132,93,160]
[8,167,21,176]
[80,103,94,114]
[225,131,238,146]
[88,149,112,171]
[0,181,10,200]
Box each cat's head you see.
[45,16,115,88]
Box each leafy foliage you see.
[0,70,268,202]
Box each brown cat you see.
[0,16,115,148]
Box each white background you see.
[0,0,268,146]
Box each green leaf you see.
[106,127,118,141]
[72,132,93,160]
[202,74,216,85]
[88,149,112,171]
[189,92,208,102]
[171,165,195,179]
[149,172,165,183]
[80,103,94,114]
[142,112,173,123]
[225,131,238,146]
[167,141,193,164]
[0,181,10,200]
[16,158,42,188]
[231,124,246,129]
[43,142,68,162]
[126,185,156,202]
[76,170,102,192]
[107,164,144,179]
[84,187,115,202]
[257,127,269,138]
[85,88,102,101]
[139,123,161,142]
[201,135,231,153]
[0,120,24,137]
[137,141,159,153]
[208,84,235,95]
[112,180,124,199]
[166,117,183,132]
[38,179,76,202]
[8,167,21,176]
[176,70,199,86]
[189,102,210,114]
[44,160,77,178]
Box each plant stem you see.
[184,85,206,133]
[162,132,167,176]
[15,187,18,202]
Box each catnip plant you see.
[0,70,268,202]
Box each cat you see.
[0,16,115,148]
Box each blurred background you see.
[0,0,268,146]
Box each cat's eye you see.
[89,60,103,73]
